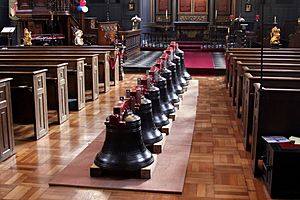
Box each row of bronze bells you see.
[93,42,191,172]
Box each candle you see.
[274,16,277,23]
[215,9,218,19]
[165,9,168,20]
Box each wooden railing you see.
[141,32,176,49]
[141,28,227,50]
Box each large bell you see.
[174,43,192,80]
[145,85,169,128]
[164,53,184,94]
[94,112,154,171]
[160,66,180,104]
[136,96,163,146]
[156,75,175,115]
[173,52,188,87]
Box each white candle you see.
[166,9,168,20]
[274,16,277,23]
[215,9,218,19]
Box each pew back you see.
[0,69,49,140]
[0,64,69,124]
[252,83,300,176]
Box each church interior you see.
[1,0,300,199]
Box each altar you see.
[174,21,209,41]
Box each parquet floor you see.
[0,74,271,200]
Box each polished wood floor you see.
[0,74,272,200]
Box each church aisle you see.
[0,75,270,200]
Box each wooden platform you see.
[49,81,198,193]
[161,120,172,135]
[149,133,167,154]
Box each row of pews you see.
[0,45,122,162]
[225,47,300,198]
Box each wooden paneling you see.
[179,0,192,13]
[33,72,48,140]
[216,0,231,15]
[0,78,14,162]
[158,0,170,12]
[194,0,207,13]
[178,0,208,21]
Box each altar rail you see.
[141,32,176,50]
[141,30,226,51]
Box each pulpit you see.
[97,21,118,45]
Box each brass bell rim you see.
[142,128,163,146]
[94,151,154,171]
[171,96,180,104]
[162,107,175,115]
[153,115,169,128]
[175,89,184,95]
[179,78,188,87]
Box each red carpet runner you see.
[184,52,215,75]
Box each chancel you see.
[1,0,300,199]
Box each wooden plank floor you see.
[0,74,271,200]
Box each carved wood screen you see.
[178,0,208,21]
[155,0,171,22]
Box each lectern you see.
[1,27,16,46]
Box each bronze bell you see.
[145,85,169,128]
[160,66,180,104]
[156,75,176,115]
[175,44,192,80]
[165,53,184,94]
[173,54,188,87]
[136,96,163,146]
[94,112,154,171]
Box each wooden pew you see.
[226,48,300,63]
[251,83,300,176]
[0,50,111,93]
[3,46,119,87]
[0,70,48,140]
[242,74,300,151]
[236,62,300,118]
[225,48,300,86]
[0,58,85,111]
[227,47,300,51]
[0,54,99,101]
[230,56,300,104]
[0,78,15,162]
[229,54,300,98]
[226,49,300,65]
[0,64,69,124]
[226,50,300,75]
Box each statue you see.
[131,15,141,31]
[23,28,32,46]
[74,28,84,45]
[270,25,281,48]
